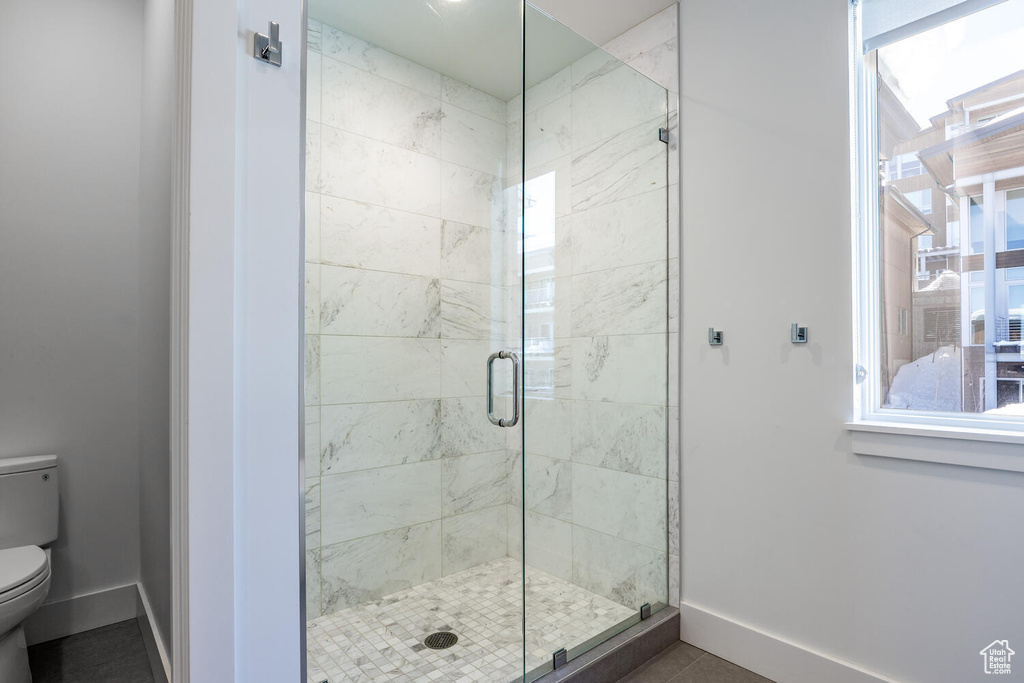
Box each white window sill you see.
[846,421,1024,473]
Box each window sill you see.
[846,421,1024,473]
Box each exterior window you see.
[1008,189,1024,251]
[856,0,1024,419]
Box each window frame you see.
[849,0,1024,459]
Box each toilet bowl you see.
[0,545,52,682]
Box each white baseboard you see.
[679,603,895,683]
[24,583,138,646]
[137,582,172,683]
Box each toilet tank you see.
[0,455,59,550]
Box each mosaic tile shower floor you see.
[307,557,637,683]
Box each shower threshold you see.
[306,557,636,683]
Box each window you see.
[854,0,1024,426]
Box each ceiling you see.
[308,0,675,101]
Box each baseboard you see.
[137,582,172,683]
[24,583,139,646]
[679,603,895,683]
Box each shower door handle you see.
[486,351,520,427]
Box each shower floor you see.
[306,557,636,683]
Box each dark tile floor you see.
[27,619,155,683]
[618,641,776,683]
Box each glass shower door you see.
[517,5,671,679]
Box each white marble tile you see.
[506,504,523,560]
[320,196,441,278]
[668,478,679,556]
[668,181,679,259]
[572,189,666,274]
[319,336,440,404]
[306,547,321,619]
[668,331,678,408]
[319,521,442,612]
[320,460,441,545]
[307,17,322,53]
[572,62,667,151]
[305,478,320,539]
[440,397,507,457]
[526,65,572,116]
[441,221,502,285]
[306,121,323,193]
[523,95,571,171]
[507,449,523,505]
[571,401,666,478]
[306,51,321,124]
[668,406,679,483]
[442,506,507,575]
[322,57,442,156]
[304,191,320,264]
[669,553,680,607]
[441,339,491,398]
[573,464,666,551]
[305,335,319,406]
[525,454,572,522]
[305,263,319,335]
[601,5,677,65]
[668,258,679,333]
[305,406,320,478]
[320,400,441,475]
[523,153,572,218]
[524,398,571,460]
[440,280,505,340]
[524,511,572,582]
[442,450,509,516]
[570,335,666,405]
[319,265,440,338]
[668,109,679,187]
[628,37,678,93]
[441,104,506,176]
[571,262,667,337]
[571,118,667,212]
[572,526,667,609]
[552,340,573,399]
[321,126,441,217]
[570,48,620,92]
[442,76,506,123]
[440,162,503,229]
[322,25,441,97]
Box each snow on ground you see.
[885,346,962,412]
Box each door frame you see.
[170,0,306,680]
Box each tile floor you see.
[618,641,775,683]
[27,619,156,683]
[307,557,637,683]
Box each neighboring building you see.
[879,72,1024,411]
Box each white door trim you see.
[170,0,192,678]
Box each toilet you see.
[0,455,59,683]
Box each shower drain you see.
[424,631,459,649]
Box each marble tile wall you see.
[303,5,681,623]
[505,5,680,614]
[305,21,512,619]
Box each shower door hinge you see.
[640,602,652,620]
[553,648,568,669]
[658,127,670,144]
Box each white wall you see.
[679,2,1024,682]
[0,0,143,611]
[139,0,175,659]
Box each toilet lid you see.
[0,546,47,594]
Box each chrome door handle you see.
[486,350,520,427]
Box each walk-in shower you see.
[302,2,670,680]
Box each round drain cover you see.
[424,631,458,649]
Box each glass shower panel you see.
[520,5,670,679]
[302,2,524,681]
